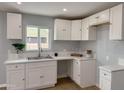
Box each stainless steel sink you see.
[27,55,53,60]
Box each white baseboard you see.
[0,84,7,88]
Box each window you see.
[26,26,50,51]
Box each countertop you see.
[99,65,124,72]
[5,56,96,65]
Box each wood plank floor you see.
[0,77,99,90]
[43,77,99,90]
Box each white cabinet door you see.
[97,9,110,24]
[42,66,57,85]
[100,77,111,90]
[89,14,98,26]
[7,70,25,90]
[89,9,109,26]
[71,20,82,40]
[7,13,22,39]
[26,68,42,88]
[109,4,123,40]
[82,18,89,40]
[73,61,80,85]
[64,20,71,40]
[54,19,71,40]
[82,18,96,40]
[81,60,96,87]
[26,62,57,89]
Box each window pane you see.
[40,29,49,49]
[26,26,38,51]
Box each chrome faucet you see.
[38,46,43,57]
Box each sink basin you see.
[27,56,53,60]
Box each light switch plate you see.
[118,58,124,66]
[106,56,109,61]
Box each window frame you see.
[25,25,51,51]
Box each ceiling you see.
[0,2,120,19]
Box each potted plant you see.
[12,43,25,54]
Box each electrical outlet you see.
[106,56,109,61]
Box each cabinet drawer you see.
[7,64,25,71]
[100,70,111,80]
[26,61,57,69]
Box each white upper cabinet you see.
[97,9,110,24]
[71,20,82,40]
[109,4,124,40]
[82,18,96,40]
[54,19,71,40]
[7,13,22,39]
[89,9,110,26]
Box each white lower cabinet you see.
[7,70,25,90]
[99,70,111,90]
[26,68,42,88]
[73,61,80,85]
[26,61,57,89]
[6,61,57,90]
[72,59,96,88]
[26,65,57,89]
[99,66,124,90]
[6,64,25,90]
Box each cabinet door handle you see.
[95,16,99,19]
[63,29,66,31]
[15,66,18,68]
[19,25,21,28]
[110,23,112,25]
[104,73,107,76]
[40,76,44,78]
[22,78,25,81]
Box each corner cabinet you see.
[82,18,96,40]
[7,13,22,39]
[72,59,96,88]
[109,4,124,40]
[71,20,82,40]
[54,19,71,40]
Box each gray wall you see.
[0,12,8,84]
[0,12,79,84]
[22,14,79,52]
[79,24,124,84]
